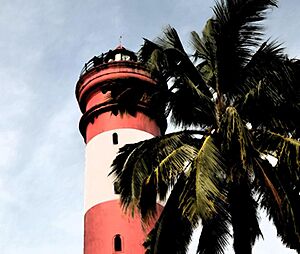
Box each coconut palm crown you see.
[110,0,300,253]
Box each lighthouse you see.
[76,46,166,253]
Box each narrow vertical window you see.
[112,133,118,145]
[114,234,122,251]
[115,53,121,61]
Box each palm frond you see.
[177,135,230,254]
[179,135,227,221]
[191,28,218,93]
[97,77,168,128]
[253,155,300,252]
[238,78,289,133]
[256,131,300,180]
[143,174,197,254]
[219,106,254,170]
[197,201,231,254]
[156,25,185,52]
[238,41,300,135]
[191,22,216,65]
[242,40,286,79]
[213,0,277,49]
[240,40,288,94]
[201,0,278,96]
[139,26,212,97]
[253,157,282,206]
[142,135,230,254]
[110,141,143,210]
[140,143,198,221]
[169,75,216,128]
[218,106,264,253]
[254,131,300,251]
[110,131,199,217]
[139,38,163,64]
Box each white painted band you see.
[84,128,154,213]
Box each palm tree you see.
[110,0,300,253]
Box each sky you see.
[0,0,299,253]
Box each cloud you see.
[0,130,20,169]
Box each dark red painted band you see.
[85,110,161,143]
[76,62,156,107]
[84,200,162,254]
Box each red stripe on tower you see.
[76,45,166,254]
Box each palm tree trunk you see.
[229,178,261,254]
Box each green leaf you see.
[219,106,254,170]
[179,135,227,221]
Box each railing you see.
[79,49,138,77]
[80,55,105,77]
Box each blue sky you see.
[0,0,298,253]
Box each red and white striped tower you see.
[76,46,166,254]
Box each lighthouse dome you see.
[80,45,138,76]
[105,45,138,62]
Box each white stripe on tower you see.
[84,128,154,213]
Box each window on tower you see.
[112,132,118,145]
[115,53,121,61]
[122,54,130,61]
[114,234,122,252]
